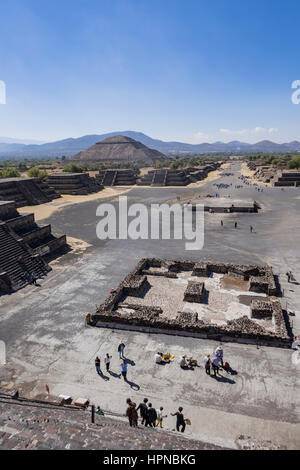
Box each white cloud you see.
[219,127,278,136]
[191,127,279,144]
[192,131,211,143]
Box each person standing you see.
[212,356,221,377]
[204,354,211,375]
[137,398,148,425]
[126,401,133,427]
[118,341,125,359]
[146,403,157,428]
[95,356,101,375]
[221,220,223,227]
[131,403,138,427]
[105,353,112,372]
[156,407,167,428]
[121,359,127,381]
[250,226,253,233]
[171,407,186,433]
[215,346,224,367]
[235,222,238,229]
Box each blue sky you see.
[0,0,300,143]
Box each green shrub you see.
[0,167,21,178]
[27,167,48,179]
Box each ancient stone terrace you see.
[96,169,137,186]
[0,201,67,293]
[274,171,300,187]
[187,197,260,213]
[0,177,60,207]
[88,258,291,347]
[137,163,220,187]
[47,173,103,195]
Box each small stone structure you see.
[184,281,204,303]
[274,171,300,187]
[0,177,60,207]
[187,197,260,213]
[137,163,220,186]
[251,300,274,319]
[47,173,102,195]
[0,200,68,292]
[87,258,291,347]
[96,169,137,186]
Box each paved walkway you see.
[0,161,299,449]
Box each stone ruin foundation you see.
[87,258,292,348]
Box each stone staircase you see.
[0,224,49,291]
[17,179,50,205]
[0,178,60,207]
[0,398,223,450]
[152,170,167,186]
[100,170,117,186]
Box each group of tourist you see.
[220,219,255,232]
[95,342,130,381]
[154,345,236,378]
[203,346,236,377]
[17,256,39,286]
[125,397,189,433]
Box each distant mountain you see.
[0,131,299,159]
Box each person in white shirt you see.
[104,353,112,372]
[180,355,188,369]
[215,346,224,367]
[212,356,221,377]
[155,352,164,364]
[156,407,167,428]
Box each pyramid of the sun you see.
[72,135,168,165]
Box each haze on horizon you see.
[0,0,300,145]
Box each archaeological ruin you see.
[0,200,67,293]
[96,169,137,186]
[47,173,103,195]
[72,135,168,165]
[274,171,300,187]
[87,258,291,347]
[247,162,300,187]
[0,177,60,207]
[137,163,220,186]
[186,197,260,213]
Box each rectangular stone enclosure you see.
[88,258,291,347]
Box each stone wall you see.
[251,300,273,319]
[88,257,291,347]
[184,281,204,303]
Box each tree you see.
[288,156,300,169]
[27,167,48,179]
[63,163,84,173]
[0,167,21,178]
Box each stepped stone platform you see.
[246,163,300,187]
[0,201,67,293]
[0,177,60,207]
[88,258,291,347]
[47,173,103,195]
[0,396,222,450]
[187,197,260,213]
[137,163,220,187]
[274,171,300,187]
[96,169,137,186]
